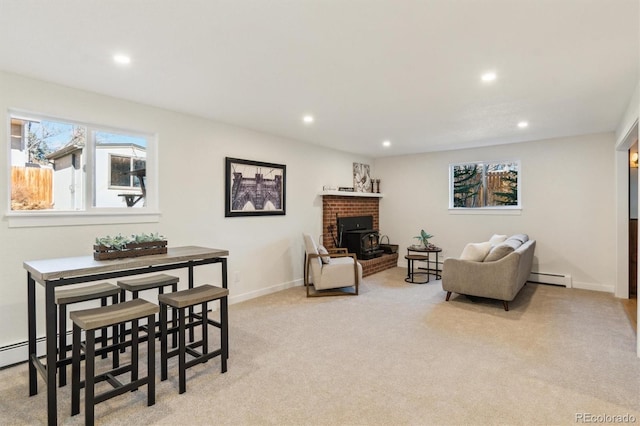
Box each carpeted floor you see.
[1,267,638,425]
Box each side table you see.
[404,254,430,284]
[406,245,442,282]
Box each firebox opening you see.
[336,215,383,260]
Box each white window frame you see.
[6,110,160,228]
[448,160,522,214]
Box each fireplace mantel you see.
[319,190,383,198]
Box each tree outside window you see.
[450,161,520,209]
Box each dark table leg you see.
[188,264,195,342]
[27,273,37,396]
[45,282,57,426]
[221,258,228,359]
[221,258,227,289]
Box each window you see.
[8,112,158,224]
[449,161,520,210]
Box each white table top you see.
[24,245,229,282]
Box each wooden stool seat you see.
[158,285,229,308]
[117,273,179,351]
[71,299,158,425]
[117,273,179,292]
[55,282,120,305]
[55,282,120,387]
[70,299,159,330]
[159,284,229,394]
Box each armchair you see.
[303,234,362,297]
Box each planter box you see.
[93,240,168,260]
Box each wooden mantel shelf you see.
[319,190,384,198]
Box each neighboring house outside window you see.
[95,142,147,208]
[7,113,157,225]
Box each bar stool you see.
[158,284,229,394]
[117,273,179,348]
[71,299,158,426]
[55,282,120,387]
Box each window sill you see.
[448,208,522,215]
[5,210,161,228]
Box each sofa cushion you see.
[460,241,492,262]
[508,234,529,244]
[318,245,331,264]
[489,234,508,246]
[484,238,522,262]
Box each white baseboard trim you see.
[229,278,303,305]
[571,281,615,293]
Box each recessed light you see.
[517,121,529,128]
[382,140,391,147]
[113,54,131,65]
[481,72,496,82]
[303,115,314,124]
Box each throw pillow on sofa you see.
[460,241,492,262]
[508,234,529,244]
[489,234,508,246]
[484,238,522,262]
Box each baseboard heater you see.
[0,336,46,369]
[528,271,572,288]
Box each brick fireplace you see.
[321,193,398,277]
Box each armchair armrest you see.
[328,247,348,254]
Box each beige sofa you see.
[441,234,536,311]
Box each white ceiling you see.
[0,0,638,157]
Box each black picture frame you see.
[225,157,286,217]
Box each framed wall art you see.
[353,162,372,193]
[449,161,520,209]
[225,157,286,217]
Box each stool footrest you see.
[94,378,150,405]
[185,349,223,369]
[77,364,135,390]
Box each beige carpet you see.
[1,267,638,425]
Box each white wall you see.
[375,133,616,292]
[0,71,371,365]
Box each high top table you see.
[24,246,229,426]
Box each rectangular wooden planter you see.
[93,240,168,260]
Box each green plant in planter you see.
[95,232,166,251]
[95,234,131,250]
[414,229,434,247]
[131,232,165,243]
